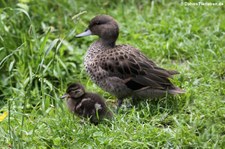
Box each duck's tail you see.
[169,87,186,94]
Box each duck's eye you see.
[95,21,101,25]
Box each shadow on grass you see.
[115,93,193,127]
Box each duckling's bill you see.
[61,93,69,99]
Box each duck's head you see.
[61,83,85,100]
[76,15,119,47]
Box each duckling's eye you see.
[71,90,80,94]
[70,89,84,98]
[68,87,78,92]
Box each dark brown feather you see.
[100,45,178,91]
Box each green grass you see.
[0,0,225,148]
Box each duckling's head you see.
[76,15,119,47]
[61,83,85,100]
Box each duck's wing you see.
[100,45,181,92]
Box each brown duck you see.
[76,15,185,108]
[61,83,113,124]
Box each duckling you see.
[76,15,185,108]
[61,83,113,124]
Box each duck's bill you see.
[76,29,92,37]
[61,94,69,99]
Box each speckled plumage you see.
[61,83,113,124]
[76,15,185,107]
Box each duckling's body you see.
[77,15,185,107]
[62,83,112,124]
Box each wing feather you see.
[100,45,178,90]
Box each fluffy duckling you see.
[61,83,113,124]
[76,15,185,108]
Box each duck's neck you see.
[98,38,116,48]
